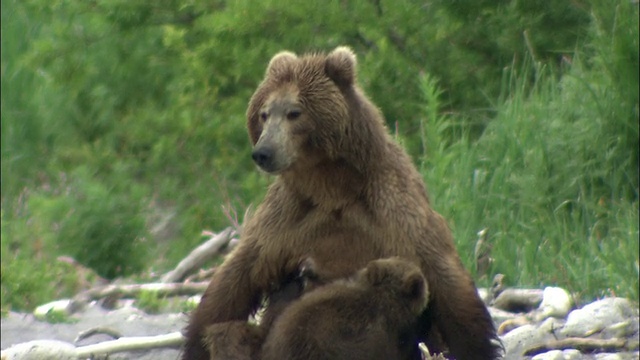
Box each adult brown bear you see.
[183,46,501,360]
[261,257,429,360]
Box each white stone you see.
[33,299,71,320]
[561,349,582,359]
[536,287,572,321]
[532,350,564,360]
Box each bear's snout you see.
[252,147,275,171]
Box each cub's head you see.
[247,46,357,174]
[360,257,429,315]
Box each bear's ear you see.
[267,51,298,77]
[402,271,428,301]
[247,88,269,145]
[298,257,321,290]
[325,46,356,87]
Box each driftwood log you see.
[161,227,237,283]
[491,288,544,313]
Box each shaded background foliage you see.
[2,0,638,311]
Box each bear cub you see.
[261,257,429,360]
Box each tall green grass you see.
[419,5,639,301]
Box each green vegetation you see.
[136,290,197,314]
[2,0,637,312]
[40,309,78,324]
[137,290,168,314]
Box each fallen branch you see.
[185,267,217,283]
[161,227,236,283]
[524,337,631,356]
[76,331,184,357]
[65,230,237,310]
[75,327,122,343]
[79,282,209,300]
[70,282,209,311]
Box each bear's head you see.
[247,46,358,174]
[359,257,429,315]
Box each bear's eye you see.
[287,110,301,120]
[260,112,268,122]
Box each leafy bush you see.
[27,167,149,279]
[1,211,81,312]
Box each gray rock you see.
[502,318,565,360]
[560,298,639,339]
[593,352,640,360]
[498,296,639,360]
[531,349,583,360]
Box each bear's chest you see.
[285,204,388,279]
[256,197,420,282]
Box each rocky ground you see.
[2,288,638,360]
[1,302,185,360]
[498,297,639,360]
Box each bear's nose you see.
[252,147,274,168]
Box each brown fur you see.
[183,46,501,360]
[203,321,264,360]
[262,257,428,360]
[205,262,310,359]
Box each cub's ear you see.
[402,271,428,300]
[298,257,321,291]
[325,46,356,87]
[267,51,298,77]
[404,271,429,314]
[299,257,318,280]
